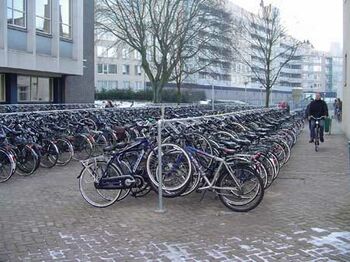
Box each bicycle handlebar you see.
[310,116,326,120]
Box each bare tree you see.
[235,1,301,107]
[170,3,235,104]
[96,0,223,103]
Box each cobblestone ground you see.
[1,128,350,261]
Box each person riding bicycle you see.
[308,92,328,143]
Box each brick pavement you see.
[1,128,350,261]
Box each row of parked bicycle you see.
[0,104,252,183]
[78,107,304,212]
[0,103,95,113]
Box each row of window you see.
[0,74,53,102]
[7,0,72,39]
[97,64,142,76]
[96,46,142,60]
[96,80,144,90]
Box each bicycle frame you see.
[185,146,243,192]
[310,116,325,152]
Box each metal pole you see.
[211,84,214,111]
[155,106,165,213]
[245,84,247,103]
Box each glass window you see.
[97,46,108,57]
[7,0,26,28]
[97,64,103,74]
[123,81,130,89]
[108,64,117,74]
[103,64,108,74]
[59,0,72,39]
[36,0,51,34]
[134,50,141,60]
[108,81,118,89]
[0,75,5,102]
[122,49,129,59]
[135,65,142,76]
[122,65,130,75]
[17,76,53,102]
[135,81,143,90]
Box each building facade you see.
[343,0,350,138]
[95,39,146,92]
[0,0,94,104]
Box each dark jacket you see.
[308,100,328,118]
[304,102,311,119]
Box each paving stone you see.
[0,129,350,260]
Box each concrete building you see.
[342,0,350,138]
[0,0,94,104]
[95,38,146,92]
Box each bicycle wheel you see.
[93,133,108,156]
[217,164,264,212]
[40,140,59,168]
[146,143,192,193]
[258,153,276,188]
[0,149,16,183]
[15,145,40,176]
[56,138,74,166]
[79,160,122,208]
[72,134,93,161]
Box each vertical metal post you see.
[211,84,215,111]
[348,141,350,171]
[155,106,165,213]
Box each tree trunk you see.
[265,88,271,108]
[153,83,161,103]
[176,82,181,105]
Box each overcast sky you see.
[231,0,343,52]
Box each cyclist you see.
[308,92,328,143]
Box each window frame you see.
[17,75,53,102]
[135,65,142,76]
[7,0,27,29]
[59,0,72,40]
[122,65,130,75]
[108,64,117,74]
[36,0,52,35]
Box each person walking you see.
[308,93,328,143]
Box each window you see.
[134,50,141,60]
[103,64,108,74]
[17,76,53,102]
[96,46,108,57]
[59,0,72,39]
[122,49,129,59]
[36,0,51,34]
[135,65,142,76]
[108,64,117,74]
[7,0,26,28]
[122,65,130,75]
[97,80,118,90]
[97,64,103,74]
[108,81,117,89]
[0,75,5,102]
[123,81,131,89]
[135,81,143,90]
